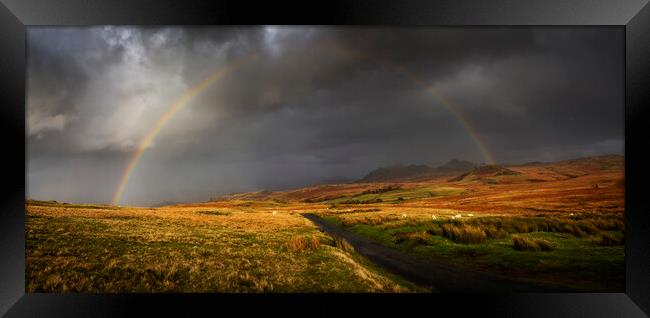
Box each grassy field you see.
[26,155,625,292]
[26,200,421,292]
[316,212,624,291]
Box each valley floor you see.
[26,155,625,292]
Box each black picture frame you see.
[1,0,649,317]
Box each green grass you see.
[322,213,624,291]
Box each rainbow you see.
[112,45,496,206]
[111,54,255,205]
[379,59,496,165]
[322,42,497,165]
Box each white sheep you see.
[453,214,462,219]
[431,214,437,220]
[402,213,407,218]
[468,213,474,217]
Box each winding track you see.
[303,213,577,292]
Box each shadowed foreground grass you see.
[319,211,624,291]
[26,200,419,293]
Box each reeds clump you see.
[512,236,553,251]
[484,225,508,239]
[343,215,400,227]
[594,217,625,231]
[441,223,486,244]
[392,231,430,245]
[597,232,624,247]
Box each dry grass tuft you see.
[597,232,625,247]
[594,218,625,231]
[309,236,321,250]
[392,231,430,245]
[441,223,486,244]
[512,236,553,251]
[484,225,508,239]
[334,237,355,253]
[287,235,320,252]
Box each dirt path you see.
[303,213,577,292]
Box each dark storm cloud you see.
[27,26,624,205]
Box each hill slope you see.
[208,155,623,202]
[358,159,478,182]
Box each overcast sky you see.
[27,26,624,206]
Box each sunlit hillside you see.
[26,155,624,292]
